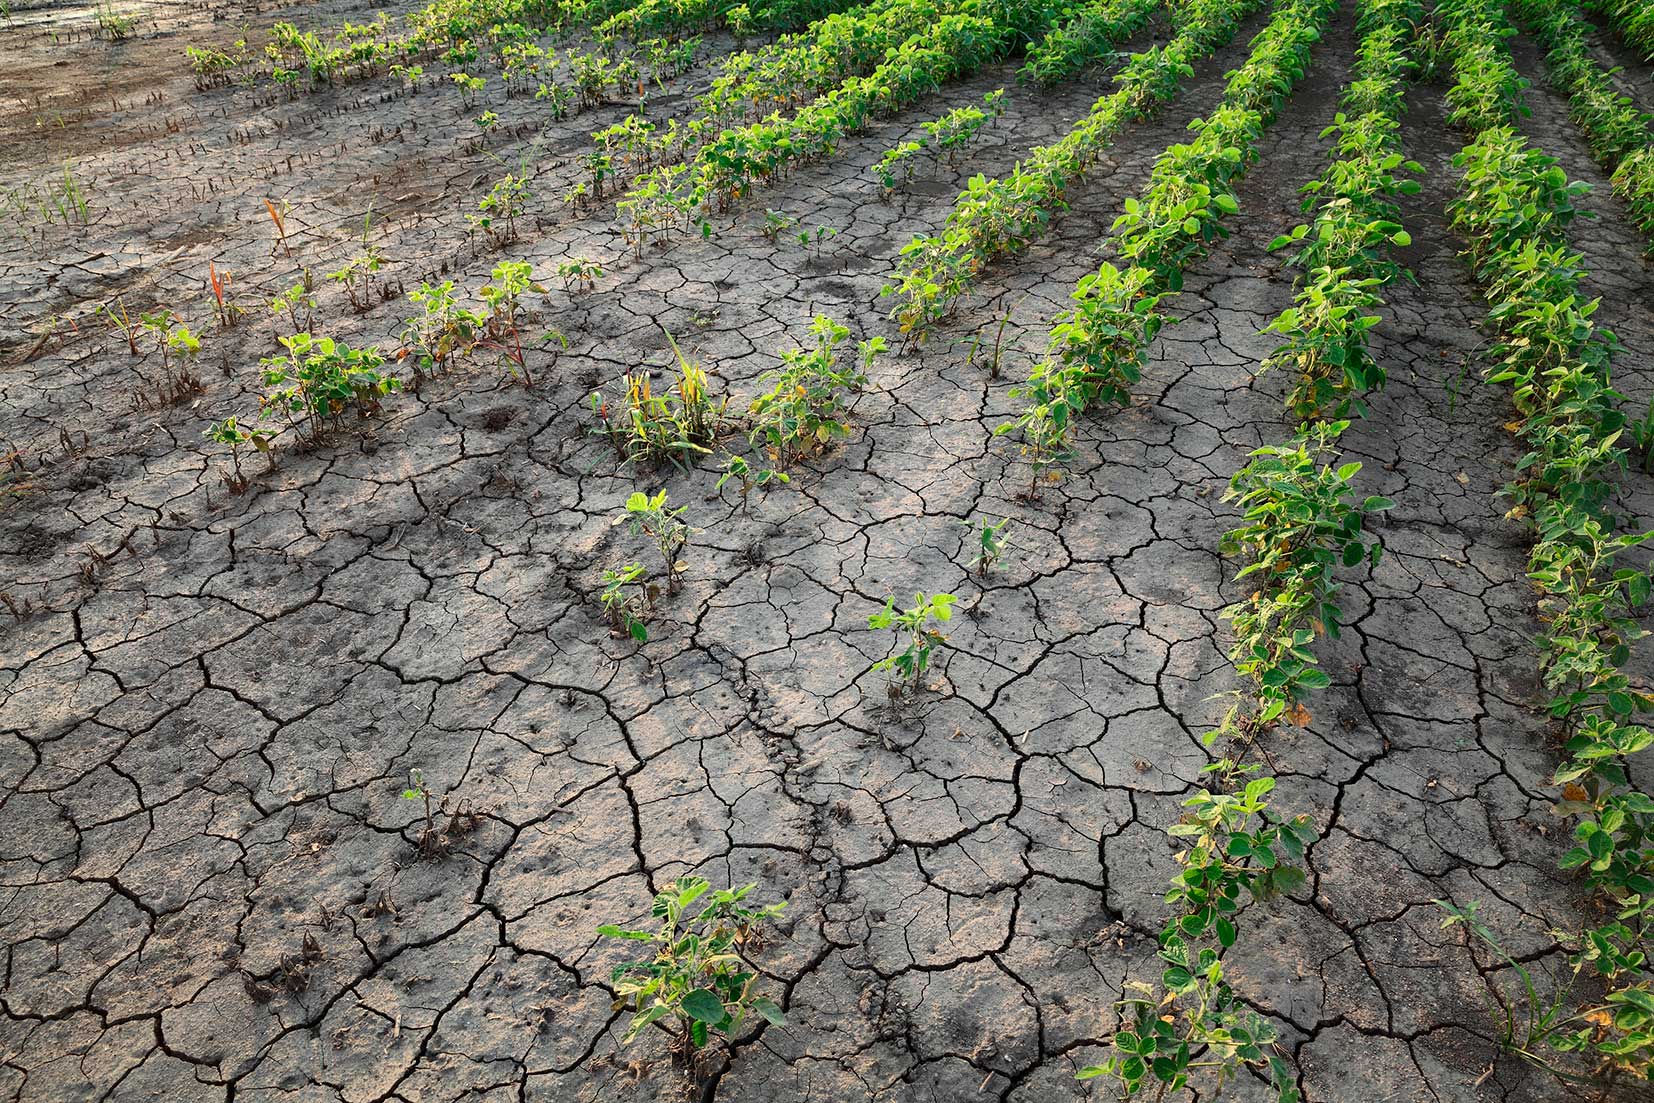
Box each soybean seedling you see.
[558,256,603,292]
[598,878,785,1065]
[798,224,837,257]
[716,454,789,513]
[203,415,269,493]
[961,517,1013,575]
[600,562,649,641]
[624,490,690,593]
[868,592,957,691]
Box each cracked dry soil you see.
[4,0,1654,1100]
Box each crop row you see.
[612,0,1076,249]
[592,0,967,204]
[997,0,1334,492]
[1438,0,1654,1084]
[1078,2,1419,1098]
[187,0,836,93]
[1514,0,1654,250]
[885,0,1267,335]
[1591,0,1654,62]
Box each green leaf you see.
[682,988,727,1024]
[750,997,786,1025]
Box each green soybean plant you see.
[748,316,884,465]
[868,591,958,691]
[598,877,786,1064]
[625,489,691,594]
[600,562,650,642]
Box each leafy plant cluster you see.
[1594,0,1654,63]
[1258,0,1421,420]
[998,0,1336,491]
[1437,0,1654,1084]
[598,878,786,1063]
[1512,0,1654,252]
[885,0,1262,335]
[598,0,960,214]
[871,89,1006,194]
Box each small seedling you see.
[270,281,315,333]
[203,415,269,492]
[624,489,690,593]
[716,454,789,512]
[598,877,785,1063]
[760,209,797,241]
[868,592,957,691]
[961,517,1013,574]
[798,224,837,256]
[600,562,649,641]
[558,256,604,292]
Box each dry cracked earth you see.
[4,0,1654,1100]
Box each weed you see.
[207,262,242,329]
[263,198,292,258]
[95,2,139,41]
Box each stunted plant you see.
[748,316,884,466]
[868,592,958,691]
[961,516,1014,575]
[558,256,603,292]
[600,562,649,642]
[625,490,690,594]
[469,171,530,247]
[203,415,269,493]
[258,332,399,444]
[137,309,203,404]
[598,877,786,1064]
[270,280,316,333]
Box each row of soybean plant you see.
[610,0,1103,249]
[1077,0,1419,1098]
[995,0,1334,497]
[1514,0,1654,249]
[1437,0,1654,1086]
[885,0,1270,335]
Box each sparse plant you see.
[270,281,316,333]
[716,454,789,512]
[868,591,958,690]
[600,561,649,641]
[469,171,530,247]
[625,489,690,593]
[203,415,268,492]
[263,198,292,258]
[558,256,603,292]
[962,516,1013,574]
